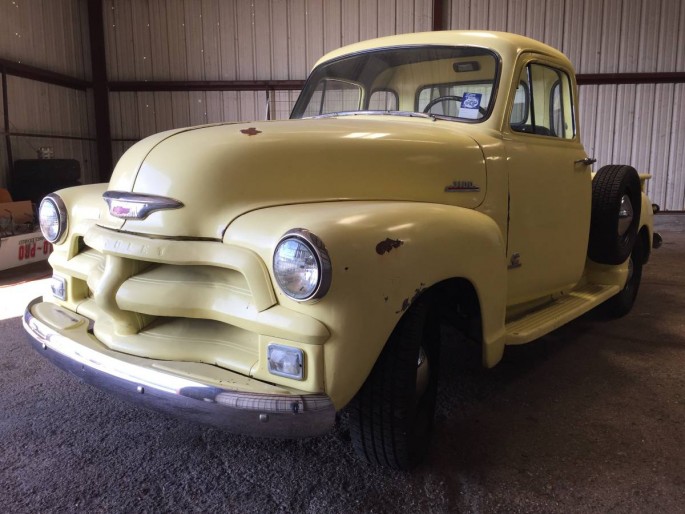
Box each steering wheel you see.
[422,95,487,115]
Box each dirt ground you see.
[1,215,683,513]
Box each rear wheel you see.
[349,296,440,470]
[602,232,644,317]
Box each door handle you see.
[574,157,597,166]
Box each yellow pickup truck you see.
[25,31,661,470]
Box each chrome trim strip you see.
[23,298,335,437]
[102,191,184,220]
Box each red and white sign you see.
[0,231,53,271]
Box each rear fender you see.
[225,201,508,408]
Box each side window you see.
[510,63,575,139]
[510,81,530,126]
[302,79,362,117]
[368,90,398,111]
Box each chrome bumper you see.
[23,298,335,438]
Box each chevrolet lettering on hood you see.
[24,31,660,471]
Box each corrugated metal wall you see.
[105,0,434,163]
[445,0,685,209]
[0,0,91,79]
[0,0,96,189]
[104,0,432,81]
[7,77,98,184]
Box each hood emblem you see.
[103,191,184,220]
[445,180,480,192]
[240,127,262,136]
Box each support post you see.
[87,0,113,183]
[432,0,445,31]
[1,68,14,190]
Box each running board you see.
[505,284,620,345]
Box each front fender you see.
[225,201,507,408]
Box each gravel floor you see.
[1,216,683,513]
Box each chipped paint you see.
[395,283,426,314]
[508,252,522,269]
[376,238,404,255]
[240,127,262,136]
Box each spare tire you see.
[588,165,642,265]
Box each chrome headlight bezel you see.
[38,194,68,244]
[272,229,332,303]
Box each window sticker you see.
[459,92,482,119]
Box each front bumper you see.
[23,298,335,437]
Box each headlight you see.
[273,229,332,302]
[39,194,68,243]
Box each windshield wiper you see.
[310,110,435,120]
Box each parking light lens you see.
[267,344,304,380]
[50,275,67,300]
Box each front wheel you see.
[349,296,440,470]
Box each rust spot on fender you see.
[395,283,426,314]
[376,238,404,255]
[240,127,262,136]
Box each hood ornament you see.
[103,191,184,220]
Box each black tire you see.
[602,231,644,317]
[349,296,440,470]
[588,165,642,265]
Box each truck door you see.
[504,59,592,306]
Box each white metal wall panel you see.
[1,0,96,186]
[668,84,685,210]
[4,76,96,183]
[103,0,433,81]
[446,0,685,73]
[0,0,91,79]
[580,83,685,211]
[109,90,268,141]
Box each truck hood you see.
[102,117,486,239]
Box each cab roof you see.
[314,30,573,72]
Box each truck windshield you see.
[291,46,500,122]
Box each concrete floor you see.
[1,215,683,513]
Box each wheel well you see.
[427,278,482,344]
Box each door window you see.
[510,63,575,139]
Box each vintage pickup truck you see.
[25,31,661,470]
